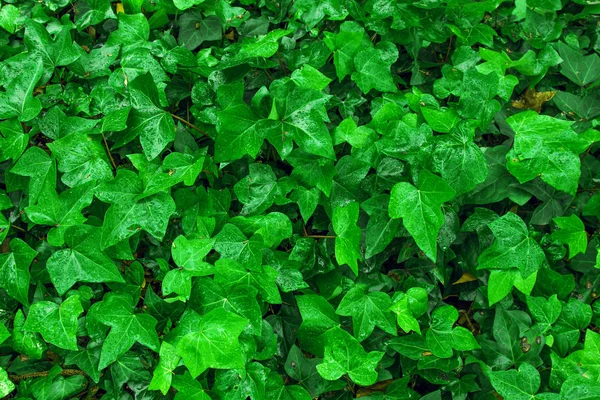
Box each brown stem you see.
[10,224,26,233]
[101,133,117,170]
[276,50,287,75]
[304,235,336,239]
[170,113,210,138]
[9,368,87,382]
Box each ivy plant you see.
[0,0,599,399]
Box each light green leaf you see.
[551,215,587,259]
[176,308,247,378]
[91,293,160,370]
[332,202,361,275]
[352,42,398,94]
[389,170,456,261]
[336,283,396,341]
[316,327,384,386]
[477,212,545,278]
[23,295,83,351]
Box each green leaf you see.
[551,215,587,258]
[487,269,519,306]
[24,19,81,69]
[23,295,83,351]
[264,80,334,160]
[191,277,262,335]
[389,287,428,334]
[0,239,37,305]
[351,42,398,94]
[0,57,43,122]
[297,294,340,357]
[489,363,559,400]
[558,42,600,86]
[213,258,281,304]
[214,224,263,270]
[332,202,361,275]
[118,74,175,160]
[47,132,113,188]
[96,169,176,249]
[11,310,46,360]
[234,163,280,216]
[91,293,160,369]
[11,146,57,206]
[0,4,20,33]
[288,149,335,197]
[46,225,124,295]
[477,212,545,278]
[526,294,562,331]
[0,367,15,398]
[25,182,95,246]
[506,111,590,195]
[316,327,384,386]
[215,101,263,162]
[176,308,247,378]
[425,305,479,358]
[327,21,366,81]
[389,170,456,261]
[178,13,221,51]
[148,342,180,395]
[336,283,396,341]
[432,123,488,195]
[266,371,312,400]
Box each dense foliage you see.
[0,0,600,398]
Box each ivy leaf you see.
[118,74,175,161]
[91,293,160,370]
[213,258,282,304]
[288,149,335,197]
[11,146,57,206]
[176,308,247,378]
[214,224,263,269]
[433,123,488,195]
[296,294,340,357]
[178,12,222,51]
[47,131,113,188]
[46,225,124,295]
[0,118,28,162]
[265,371,312,400]
[489,363,559,400]
[0,239,37,305]
[191,277,263,335]
[234,163,280,216]
[336,283,396,341]
[23,295,83,351]
[326,21,365,81]
[24,19,81,69]
[551,215,587,259]
[316,327,384,386]
[351,42,399,94]
[0,368,15,398]
[362,194,401,258]
[506,111,590,195]
[148,342,180,395]
[425,305,479,358]
[96,169,176,249]
[264,80,334,160]
[332,202,361,275]
[557,42,600,86]
[162,235,215,301]
[389,170,456,261]
[389,287,428,334]
[477,212,545,278]
[0,57,44,121]
[25,182,96,246]
[215,101,263,162]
